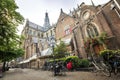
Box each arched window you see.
[86,24,99,38]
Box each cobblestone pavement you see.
[0,68,120,80]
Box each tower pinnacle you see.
[43,12,50,29]
[91,0,95,6]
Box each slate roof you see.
[27,20,44,32]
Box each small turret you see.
[43,12,50,30]
[91,0,95,6]
[61,8,63,13]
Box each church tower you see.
[43,12,50,31]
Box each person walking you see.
[66,61,72,71]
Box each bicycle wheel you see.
[102,67,111,77]
[101,62,111,77]
[114,68,118,75]
[113,63,118,75]
[92,66,98,73]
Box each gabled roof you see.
[22,19,55,34]
[26,20,44,31]
[57,8,76,24]
[57,9,68,22]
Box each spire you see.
[91,0,95,6]
[60,8,63,13]
[43,12,50,29]
[69,9,72,13]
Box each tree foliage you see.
[53,41,68,58]
[54,41,67,54]
[0,48,24,62]
[0,0,24,62]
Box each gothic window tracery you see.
[86,24,99,38]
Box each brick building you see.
[72,0,120,58]
[55,9,76,55]
[19,12,55,69]
[19,0,120,68]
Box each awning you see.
[41,48,52,56]
[18,61,23,64]
[18,54,37,64]
[18,59,30,64]
[29,54,37,61]
[56,38,71,45]
[23,59,30,63]
[64,38,71,44]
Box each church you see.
[18,0,120,69]
[19,12,55,68]
[72,0,120,58]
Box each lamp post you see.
[50,37,55,52]
[50,36,56,76]
[50,36,56,63]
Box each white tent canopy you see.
[18,54,37,64]
[41,48,52,56]
[56,38,71,45]
[29,54,37,61]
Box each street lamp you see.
[50,36,56,62]
[50,36,55,53]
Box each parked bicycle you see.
[91,52,120,77]
[51,62,66,76]
[90,54,111,77]
[105,53,120,75]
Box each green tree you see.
[0,0,24,71]
[0,48,24,62]
[0,35,25,72]
[53,41,68,58]
[0,0,24,49]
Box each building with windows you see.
[19,0,120,68]
[19,12,55,69]
[72,0,120,58]
[55,9,76,55]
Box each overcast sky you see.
[15,0,110,34]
